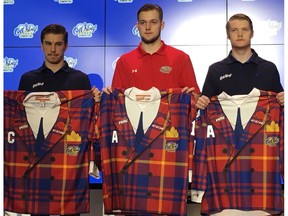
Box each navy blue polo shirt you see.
[202,49,283,97]
[18,61,91,91]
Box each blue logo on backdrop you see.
[54,0,73,4]
[132,26,140,37]
[14,23,38,39]
[72,22,97,38]
[117,0,133,3]
[64,56,78,68]
[4,0,14,4]
[267,20,282,36]
[3,57,18,73]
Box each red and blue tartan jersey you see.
[4,90,96,215]
[191,90,284,215]
[98,88,196,215]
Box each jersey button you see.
[224,188,229,193]
[119,189,124,195]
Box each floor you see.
[83,189,202,216]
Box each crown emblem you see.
[165,126,179,139]
[265,121,279,133]
[66,130,81,142]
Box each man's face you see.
[41,33,67,64]
[136,9,164,44]
[227,19,253,49]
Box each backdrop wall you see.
[3,0,285,186]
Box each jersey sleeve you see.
[191,109,208,203]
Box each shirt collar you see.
[227,49,259,64]
[40,61,70,73]
[137,40,167,57]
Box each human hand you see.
[102,86,113,94]
[276,91,284,106]
[181,86,195,93]
[92,86,101,102]
[195,95,210,110]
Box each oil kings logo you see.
[54,0,73,4]
[72,22,97,38]
[132,26,140,37]
[4,0,14,4]
[64,56,77,68]
[116,0,133,3]
[14,23,38,39]
[3,57,18,72]
[267,20,282,36]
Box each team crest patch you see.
[66,146,80,156]
[266,136,279,147]
[164,127,179,152]
[165,142,178,152]
[160,66,172,74]
[66,130,81,142]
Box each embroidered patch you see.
[160,66,172,74]
[156,117,165,125]
[219,73,232,80]
[265,121,279,133]
[118,118,128,125]
[135,94,151,101]
[66,146,80,156]
[19,124,29,130]
[251,119,263,125]
[57,122,65,129]
[165,142,178,152]
[215,115,225,122]
[165,126,179,139]
[266,136,279,147]
[66,130,81,142]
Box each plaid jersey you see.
[191,90,284,215]
[4,90,96,215]
[98,88,196,215]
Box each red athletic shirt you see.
[112,41,200,93]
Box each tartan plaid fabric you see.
[98,88,196,215]
[4,90,96,215]
[192,90,284,215]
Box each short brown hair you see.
[137,4,163,22]
[226,13,254,35]
[41,24,68,44]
